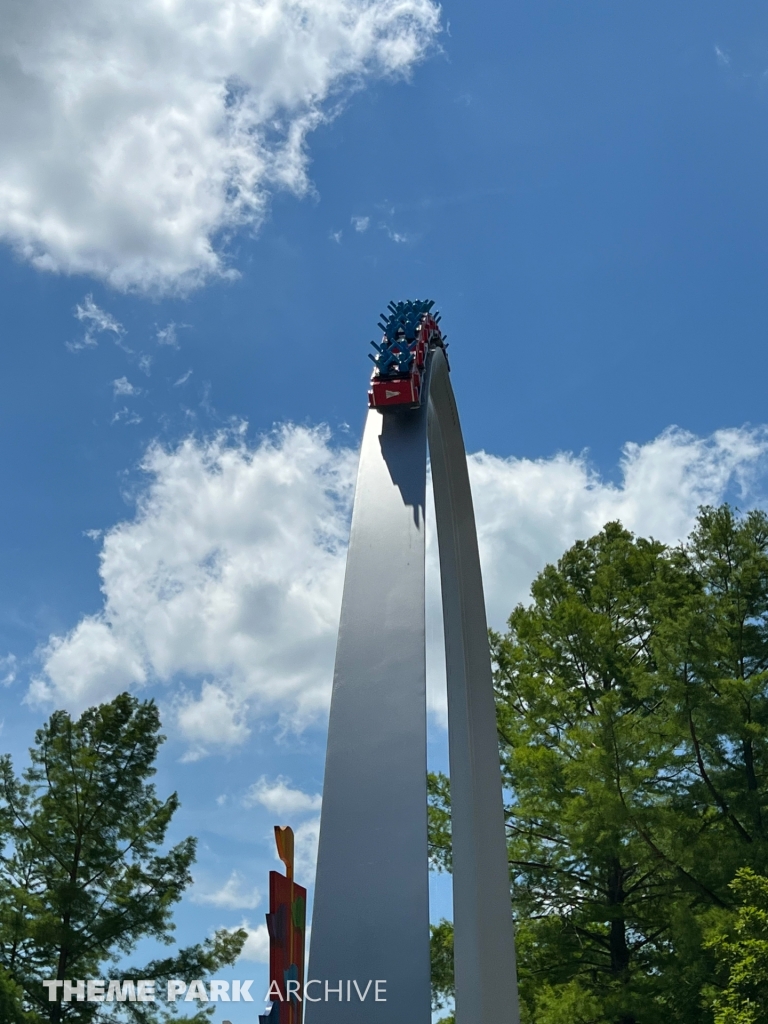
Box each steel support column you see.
[306,349,519,1024]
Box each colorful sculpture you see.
[259,826,306,1024]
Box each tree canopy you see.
[0,693,246,1022]
[429,505,768,1023]
[707,867,768,1024]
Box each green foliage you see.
[707,868,768,1024]
[428,506,768,1024]
[0,963,33,1022]
[430,918,454,1013]
[533,980,608,1024]
[0,693,246,1022]
[427,773,452,873]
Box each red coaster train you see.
[368,298,447,408]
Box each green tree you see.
[429,507,768,1024]
[0,963,32,1022]
[429,918,454,1022]
[707,868,768,1024]
[0,693,246,1022]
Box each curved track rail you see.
[306,315,520,1024]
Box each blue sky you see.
[3,0,768,1018]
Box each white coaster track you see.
[306,345,520,1024]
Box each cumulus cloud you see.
[423,426,768,721]
[30,424,356,737]
[29,422,768,745]
[0,0,441,292]
[351,216,369,232]
[237,922,270,962]
[467,426,768,628]
[176,682,251,760]
[192,871,261,911]
[245,777,322,815]
[293,816,321,879]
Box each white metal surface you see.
[428,350,520,1023]
[306,349,519,1023]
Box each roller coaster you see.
[265,302,521,1024]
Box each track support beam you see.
[307,349,519,1024]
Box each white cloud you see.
[0,655,16,687]
[0,0,441,293]
[156,323,179,347]
[112,376,140,396]
[245,777,322,815]
[30,424,356,739]
[176,682,251,759]
[715,45,731,67]
[425,427,768,720]
[237,922,270,963]
[351,216,369,232]
[468,426,768,626]
[192,871,261,910]
[69,295,124,351]
[174,369,193,387]
[294,816,321,879]
[111,407,142,426]
[30,614,148,709]
[29,422,768,745]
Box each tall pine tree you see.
[0,693,246,1022]
[429,506,768,1023]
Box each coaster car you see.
[368,299,445,409]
